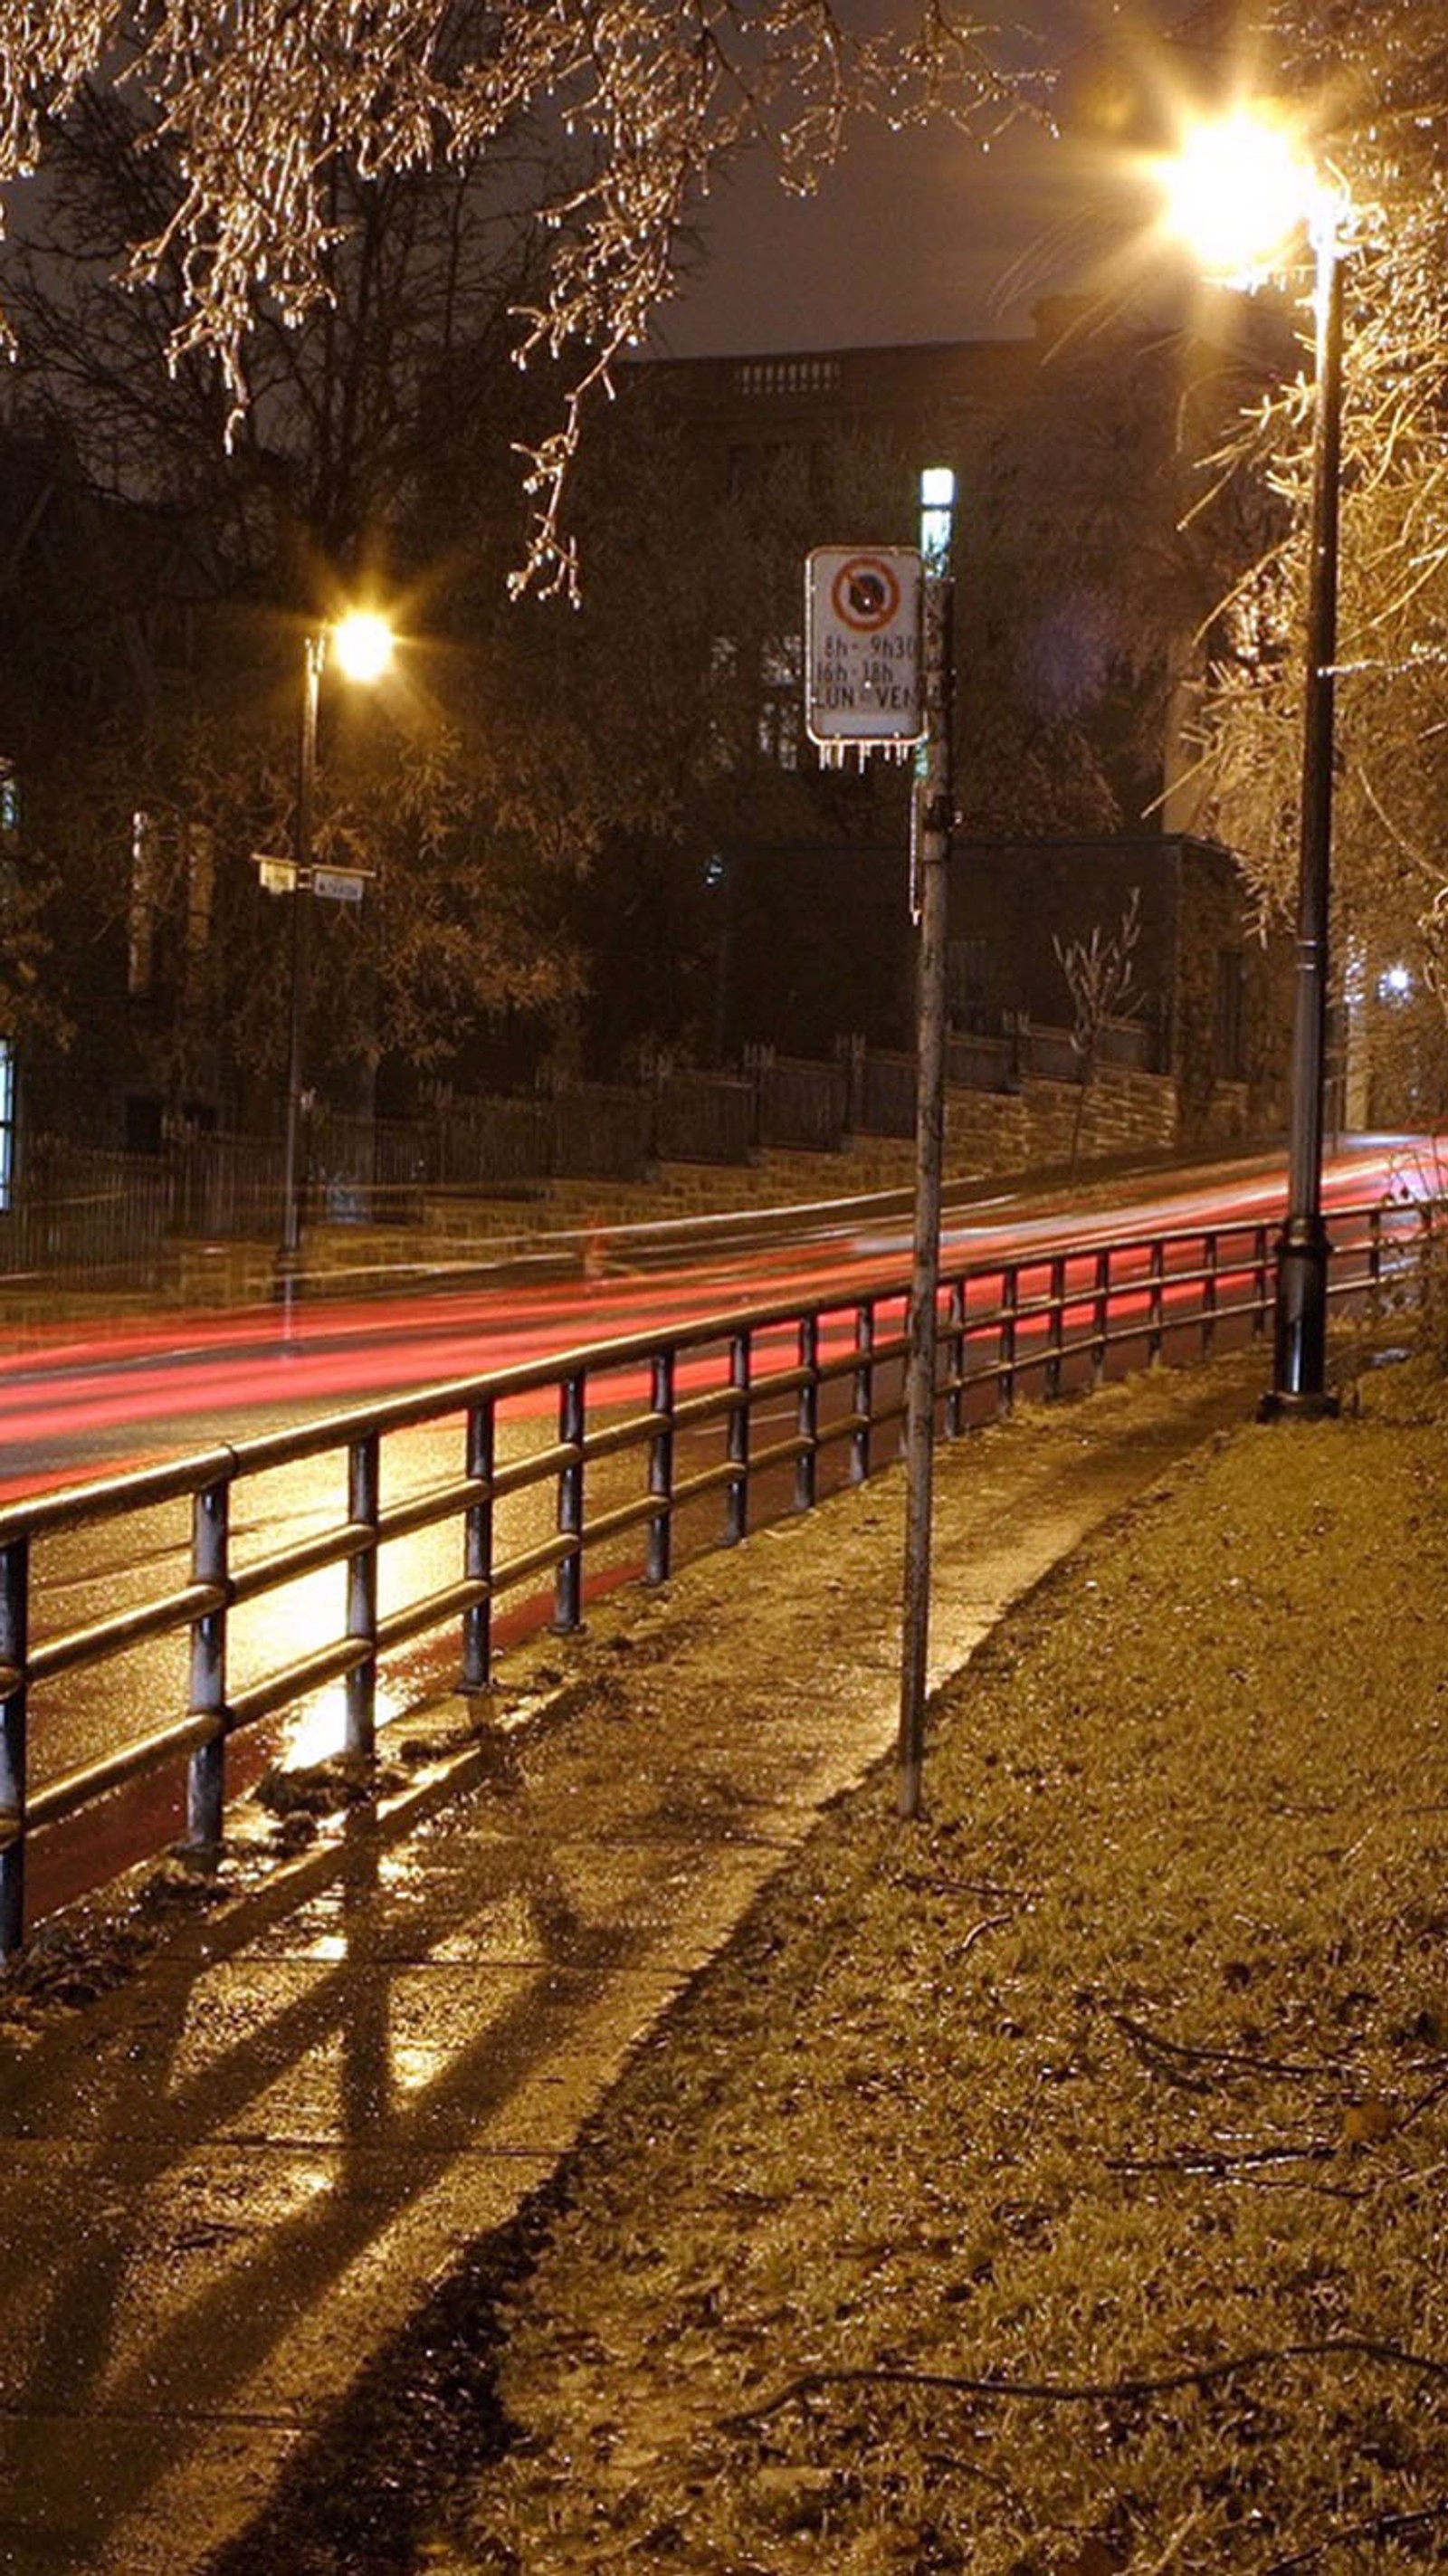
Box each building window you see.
[0,1039,14,1211]
[757,634,803,769]
[129,808,163,998]
[733,356,842,399]
[757,696,803,769]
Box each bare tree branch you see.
[0,1,1024,587]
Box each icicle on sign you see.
[805,547,925,768]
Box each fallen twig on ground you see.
[724,2333,1448,2432]
[1262,2493,1448,2573]
[1110,2010,1348,2083]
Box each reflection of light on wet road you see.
[279,1685,401,1772]
[22,1134,1424,1799]
[24,1403,567,1792]
[0,1142,1418,1501]
[13,1135,1432,1898]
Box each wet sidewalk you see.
[0,1350,1267,2575]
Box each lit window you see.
[757,634,804,768]
[757,696,802,769]
[129,809,160,999]
[0,1040,14,1211]
[761,634,802,692]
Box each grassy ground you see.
[428,1352,1448,2575]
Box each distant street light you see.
[1160,108,1346,1415]
[330,608,395,687]
[274,610,395,1309]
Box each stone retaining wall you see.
[175,1062,1215,1302]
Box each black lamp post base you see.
[1258,1383,1340,1422]
[1263,1217,1337,1419]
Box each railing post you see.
[1091,1247,1110,1388]
[945,1277,967,1439]
[554,1369,586,1629]
[647,1347,676,1586]
[795,1313,819,1512]
[1045,1254,1066,1399]
[1202,1230,1220,1357]
[726,1327,751,1544]
[186,1476,229,1850]
[1366,1206,1384,1320]
[1148,1240,1166,1364]
[346,1430,379,1760]
[850,1299,874,1483]
[0,1533,29,1962]
[997,1264,1018,1417]
[1253,1223,1271,1337]
[462,1396,495,1693]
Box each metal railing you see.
[0,1192,1433,1958]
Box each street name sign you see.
[311,865,369,904]
[251,852,371,902]
[805,546,925,761]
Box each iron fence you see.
[0,1190,1433,1960]
[0,1143,172,1290]
[313,1112,430,1225]
[1096,1016,1160,1073]
[846,1047,917,1139]
[547,1082,654,1183]
[1,1028,1180,1290]
[652,1070,757,1165]
[749,1051,850,1152]
[164,1130,281,1238]
[433,1095,553,1195]
[947,1030,1018,1092]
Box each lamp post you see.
[1161,113,1345,1414]
[274,610,394,1309]
[1268,196,1343,1415]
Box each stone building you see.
[636,300,1292,1140]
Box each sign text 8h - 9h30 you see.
[805,546,925,767]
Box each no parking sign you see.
[805,546,924,761]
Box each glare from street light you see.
[1156,106,1321,285]
[330,608,395,685]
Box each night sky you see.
[657,1,1216,355]
[657,114,1100,353]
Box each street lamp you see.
[1161,110,1346,1414]
[274,609,395,1307]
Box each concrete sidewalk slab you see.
[0,1350,1267,2574]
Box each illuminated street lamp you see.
[274,609,395,1307]
[1161,110,1345,1413]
